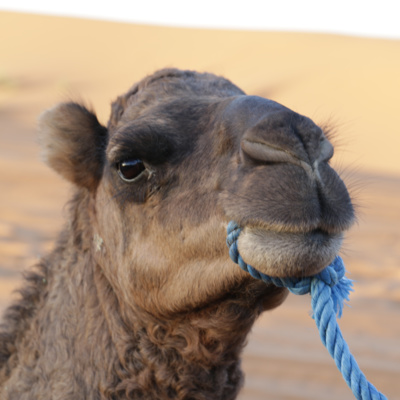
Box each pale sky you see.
[0,0,399,39]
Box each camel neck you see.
[93,260,254,400]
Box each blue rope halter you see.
[226,221,387,400]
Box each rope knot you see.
[315,256,345,287]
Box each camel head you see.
[38,69,354,317]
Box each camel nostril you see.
[241,140,297,165]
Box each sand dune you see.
[0,11,399,399]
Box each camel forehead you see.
[108,69,244,131]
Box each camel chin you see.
[237,226,343,278]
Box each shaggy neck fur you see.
[0,190,271,400]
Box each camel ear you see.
[38,102,108,190]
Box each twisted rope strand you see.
[226,221,387,400]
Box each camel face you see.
[39,69,354,316]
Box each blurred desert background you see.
[0,11,399,399]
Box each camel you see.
[0,68,354,399]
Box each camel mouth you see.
[236,226,343,278]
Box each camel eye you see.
[117,159,146,182]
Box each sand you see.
[0,11,399,399]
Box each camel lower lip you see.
[237,227,343,278]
